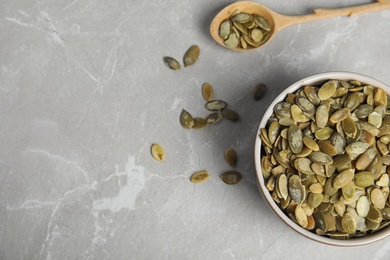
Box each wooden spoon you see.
[210,0,390,51]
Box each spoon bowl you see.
[210,1,277,51]
[210,0,390,51]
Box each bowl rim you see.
[254,71,390,247]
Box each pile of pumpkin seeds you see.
[260,79,390,239]
[163,45,200,70]
[180,82,240,129]
[219,10,271,50]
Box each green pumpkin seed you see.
[151,143,165,161]
[183,45,200,67]
[190,170,210,183]
[231,13,252,23]
[295,205,308,228]
[333,169,354,189]
[288,125,303,154]
[224,148,237,167]
[220,171,242,185]
[253,14,271,31]
[341,213,357,234]
[219,19,231,40]
[163,56,181,70]
[205,100,227,111]
[289,175,305,204]
[354,171,375,187]
[224,33,239,49]
[205,113,223,124]
[254,83,267,100]
[318,81,338,100]
[222,109,239,121]
[250,28,263,42]
[192,117,207,129]
[180,109,195,129]
[202,82,214,101]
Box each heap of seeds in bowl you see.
[260,79,390,239]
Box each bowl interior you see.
[254,71,390,246]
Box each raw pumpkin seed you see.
[180,109,195,129]
[202,82,214,101]
[183,45,200,67]
[224,148,238,167]
[205,100,227,111]
[254,83,267,100]
[220,171,242,185]
[151,143,165,161]
[190,170,210,184]
[163,56,181,70]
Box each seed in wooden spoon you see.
[151,144,165,161]
[219,19,231,40]
[224,148,237,167]
[220,171,242,185]
[202,82,214,101]
[163,56,180,70]
[190,170,210,184]
[253,14,270,31]
[254,83,267,100]
[183,45,200,67]
[250,28,263,42]
[224,33,239,49]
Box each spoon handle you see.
[277,0,390,30]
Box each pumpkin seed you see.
[371,188,386,209]
[253,14,271,31]
[222,109,239,121]
[192,117,207,129]
[333,169,354,189]
[224,33,239,49]
[205,113,223,124]
[224,148,237,167]
[205,100,227,111]
[220,171,242,185]
[180,109,195,129]
[151,143,165,161]
[190,170,210,184]
[218,19,231,40]
[254,83,267,100]
[318,81,338,100]
[289,175,305,204]
[288,125,303,154]
[202,82,214,101]
[183,45,200,67]
[295,205,308,228]
[341,213,357,234]
[163,56,181,70]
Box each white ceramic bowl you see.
[254,72,390,246]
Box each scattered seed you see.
[190,170,210,184]
[183,45,200,67]
[220,171,242,185]
[224,148,238,167]
[163,56,180,70]
[151,143,165,161]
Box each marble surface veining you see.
[2,0,390,259]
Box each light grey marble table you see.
[2,0,390,259]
